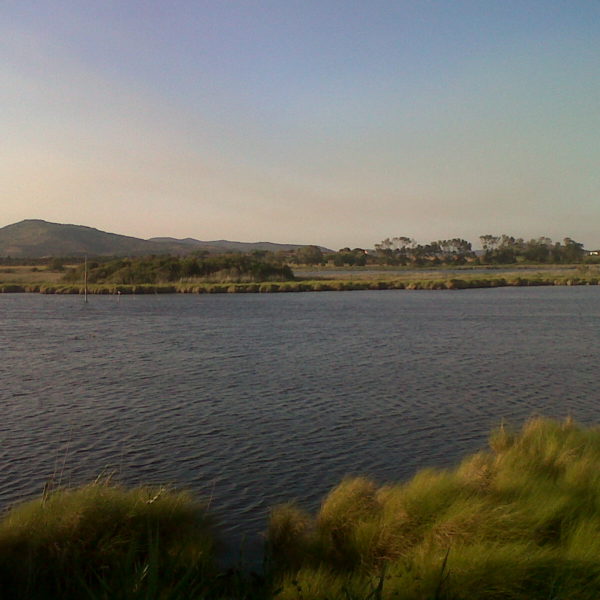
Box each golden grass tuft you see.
[0,479,216,599]
[268,417,600,599]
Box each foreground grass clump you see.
[268,417,600,599]
[0,479,216,599]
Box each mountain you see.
[0,220,329,258]
[0,220,187,257]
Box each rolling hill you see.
[0,220,327,258]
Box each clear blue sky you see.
[2,1,599,248]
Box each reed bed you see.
[1,274,600,294]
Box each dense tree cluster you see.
[323,234,589,267]
[289,245,325,265]
[373,236,474,265]
[331,248,368,267]
[62,254,294,284]
[479,235,585,264]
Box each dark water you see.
[2,287,600,559]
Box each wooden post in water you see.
[84,255,88,303]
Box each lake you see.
[2,287,600,561]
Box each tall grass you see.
[268,417,600,599]
[0,479,216,599]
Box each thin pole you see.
[84,255,88,303]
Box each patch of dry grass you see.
[0,265,66,284]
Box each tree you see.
[479,235,500,252]
[294,245,324,265]
[435,239,473,263]
[561,238,585,263]
[523,237,552,263]
[330,248,368,267]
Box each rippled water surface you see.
[2,288,600,558]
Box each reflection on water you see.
[2,287,600,558]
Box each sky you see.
[2,1,599,249]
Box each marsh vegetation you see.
[1,263,600,294]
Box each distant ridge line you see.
[0,219,330,258]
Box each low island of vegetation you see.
[2,417,600,599]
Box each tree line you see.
[478,234,585,264]
[326,234,588,267]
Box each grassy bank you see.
[1,273,600,294]
[3,418,600,598]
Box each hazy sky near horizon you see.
[2,1,599,249]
